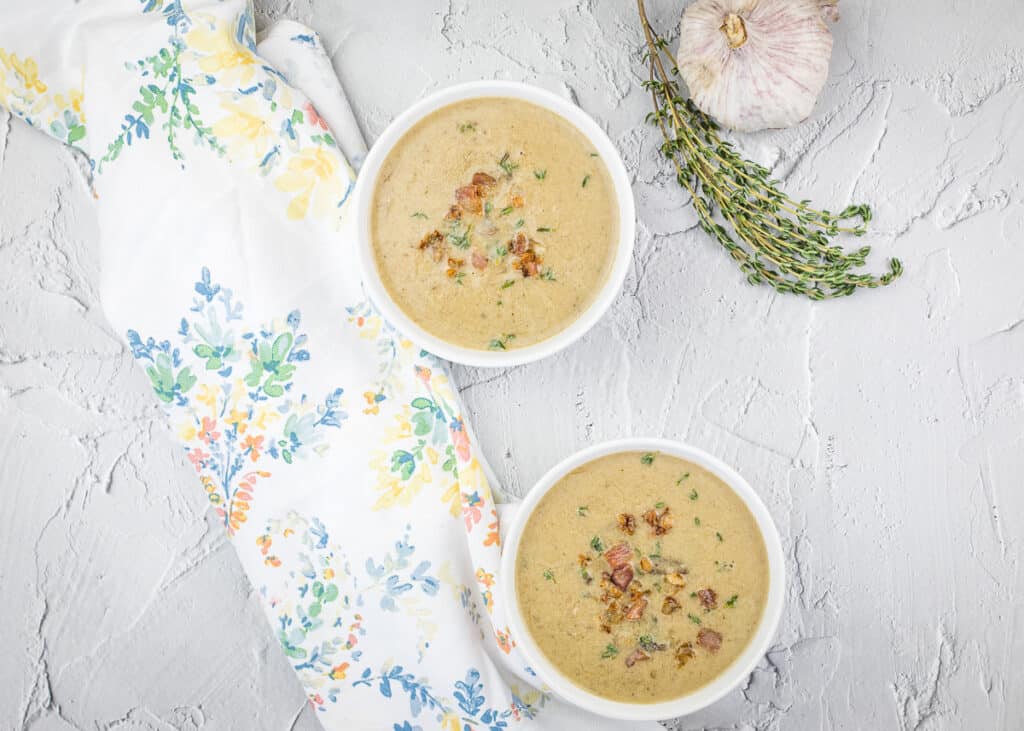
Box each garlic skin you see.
[677,0,837,132]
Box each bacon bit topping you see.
[603,542,633,570]
[418,230,444,250]
[665,571,687,588]
[624,596,648,621]
[624,648,651,668]
[697,628,722,653]
[455,184,484,214]
[445,205,463,221]
[518,248,540,277]
[472,171,496,187]
[643,506,674,535]
[471,250,489,271]
[510,231,530,255]
[697,588,718,610]
[510,192,525,208]
[662,595,681,615]
[577,554,591,568]
[617,513,637,535]
[639,556,653,573]
[600,602,623,628]
[675,641,696,668]
[610,565,634,591]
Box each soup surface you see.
[370,97,618,351]
[515,451,769,703]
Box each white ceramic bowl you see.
[353,81,636,368]
[499,438,786,721]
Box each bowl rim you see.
[353,80,636,368]
[498,438,787,721]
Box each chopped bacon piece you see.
[510,231,530,255]
[577,554,590,568]
[675,641,696,667]
[697,588,718,610]
[418,230,444,250]
[617,513,637,535]
[643,506,674,535]
[600,601,622,627]
[518,249,540,277]
[510,192,524,208]
[624,597,648,621]
[455,185,483,214]
[624,648,650,668]
[639,557,653,573]
[445,205,463,221]
[697,628,722,653]
[661,596,681,615]
[603,542,633,570]
[471,250,489,271]
[665,572,687,588]
[610,565,634,591]
[472,171,497,187]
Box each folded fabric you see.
[0,2,657,729]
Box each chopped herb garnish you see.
[590,152,599,157]
[484,201,492,216]
[638,635,658,651]
[650,541,662,559]
[496,300,503,306]
[500,206,515,216]
[590,536,605,553]
[540,268,556,281]
[687,613,702,625]
[543,569,555,582]
[582,174,591,188]
[577,506,589,517]
[640,452,656,465]
[488,333,516,351]
[694,516,701,527]
[536,226,554,232]
[725,594,739,608]
[501,279,515,289]
[688,487,699,500]
[580,566,592,582]
[534,169,547,180]
[655,501,666,509]
[677,472,691,485]
[495,245,508,258]
[498,152,519,176]
[716,531,724,542]
[601,644,619,659]
[447,221,472,249]
[411,211,428,219]
[458,121,477,133]
[453,271,466,285]
[514,218,525,229]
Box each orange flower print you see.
[483,509,500,547]
[495,627,515,654]
[449,416,471,462]
[463,491,483,531]
[415,365,431,385]
[328,662,349,681]
[240,433,264,462]
[198,416,221,444]
[363,390,385,415]
[187,447,210,471]
[305,102,328,130]
[475,568,495,588]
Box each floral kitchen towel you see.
[0,2,657,729]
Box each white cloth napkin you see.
[0,3,660,729]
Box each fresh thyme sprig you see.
[636,0,902,300]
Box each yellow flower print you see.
[195,383,219,410]
[184,21,258,86]
[441,713,462,731]
[226,407,249,434]
[213,98,276,161]
[274,146,348,220]
[1,51,46,95]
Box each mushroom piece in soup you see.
[370,97,618,351]
[514,451,769,703]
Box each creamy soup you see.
[515,451,769,703]
[370,97,618,351]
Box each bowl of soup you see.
[354,81,635,367]
[499,439,785,720]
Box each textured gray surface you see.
[2,1,1023,729]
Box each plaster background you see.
[2,1,1022,729]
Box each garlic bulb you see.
[677,0,838,132]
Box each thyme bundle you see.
[637,0,902,299]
